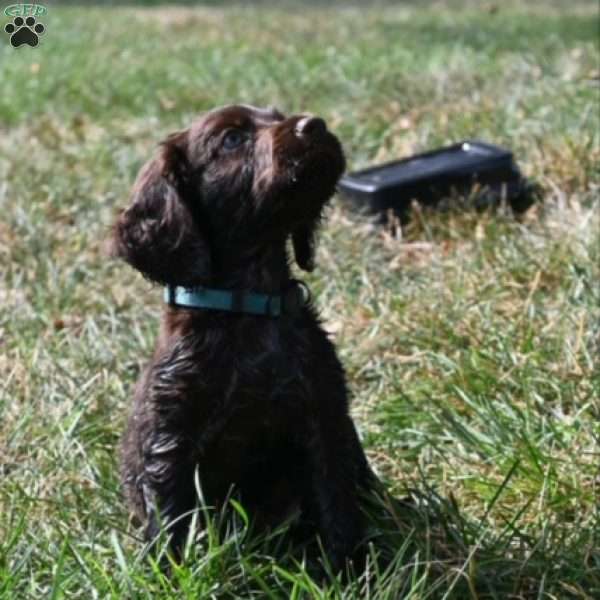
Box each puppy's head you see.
[113,105,345,285]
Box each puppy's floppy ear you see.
[292,221,318,272]
[113,131,212,286]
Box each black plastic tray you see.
[338,140,528,218]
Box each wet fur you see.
[113,105,374,571]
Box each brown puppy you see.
[113,105,374,571]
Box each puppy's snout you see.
[295,115,327,138]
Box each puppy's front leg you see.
[142,423,198,556]
[140,386,203,558]
[308,414,366,572]
[139,339,234,557]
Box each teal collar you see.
[164,280,311,317]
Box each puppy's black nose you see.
[295,115,327,137]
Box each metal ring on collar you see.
[282,279,311,316]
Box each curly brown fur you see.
[113,105,375,572]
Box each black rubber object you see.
[338,140,532,219]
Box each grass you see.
[0,1,598,597]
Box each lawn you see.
[0,1,598,598]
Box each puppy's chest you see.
[228,332,311,427]
[178,322,308,422]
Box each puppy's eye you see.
[222,129,246,151]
